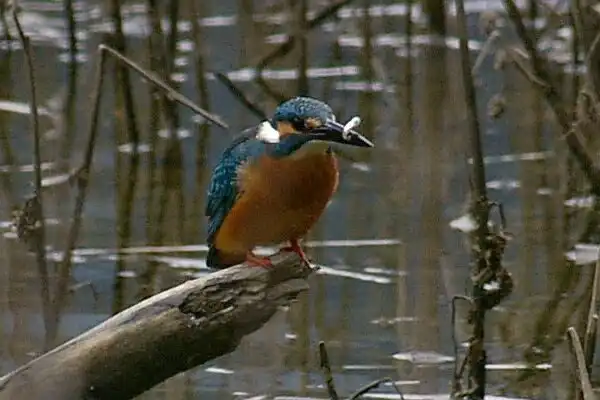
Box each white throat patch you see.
[256,121,281,143]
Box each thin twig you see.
[472,31,500,76]
[11,6,52,348]
[319,341,340,400]
[585,31,600,102]
[506,48,550,90]
[347,377,405,400]
[48,45,109,344]
[567,327,595,400]
[451,295,474,393]
[99,45,229,129]
[213,71,268,120]
[583,250,600,373]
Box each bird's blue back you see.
[205,128,267,243]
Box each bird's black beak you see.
[310,118,374,148]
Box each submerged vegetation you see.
[0,0,599,399]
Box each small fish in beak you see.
[310,116,374,148]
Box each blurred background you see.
[0,0,597,398]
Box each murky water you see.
[0,0,595,399]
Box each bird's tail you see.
[206,245,243,269]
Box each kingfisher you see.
[205,96,374,269]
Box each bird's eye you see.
[291,118,309,132]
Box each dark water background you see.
[0,0,596,399]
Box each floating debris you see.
[42,171,78,188]
[338,33,483,52]
[371,316,417,326]
[0,161,56,173]
[449,213,476,233]
[151,256,210,270]
[565,196,594,209]
[392,351,455,365]
[0,99,53,117]
[316,265,393,284]
[351,162,371,172]
[363,267,407,276]
[215,66,359,82]
[335,81,396,93]
[117,270,137,278]
[486,179,520,190]
[449,213,496,233]
[343,364,397,371]
[117,143,152,154]
[46,251,86,264]
[384,380,420,386]
[205,366,234,374]
[485,362,551,371]
[158,128,192,140]
[62,238,400,258]
[469,151,552,165]
[565,244,600,265]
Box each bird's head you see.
[257,97,374,157]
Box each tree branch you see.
[0,253,312,400]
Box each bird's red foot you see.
[280,239,311,266]
[245,251,273,268]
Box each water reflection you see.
[0,0,595,399]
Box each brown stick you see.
[567,327,595,400]
[0,253,312,400]
[11,6,52,347]
[319,341,339,400]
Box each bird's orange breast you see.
[214,151,339,253]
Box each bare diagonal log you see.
[0,253,311,400]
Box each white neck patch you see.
[256,121,281,143]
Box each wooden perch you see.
[0,253,312,400]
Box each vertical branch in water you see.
[139,0,183,298]
[151,0,182,242]
[11,9,51,348]
[0,34,15,363]
[107,0,141,313]
[358,0,375,139]
[394,0,415,348]
[141,0,165,299]
[163,0,185,240]
[0,1,11,42]
[296,0,309,95]
[48,47,107,345]
[188,0,212,241]
[422,0,446,34]
[64,0,77,65]
[0,45,15,205]
[570,11,580,108]
[454,0,492,397]
[144,0,165,243]
[58,0,79,164]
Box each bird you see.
[205,96,374,269]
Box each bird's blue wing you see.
[205,127,265,244]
